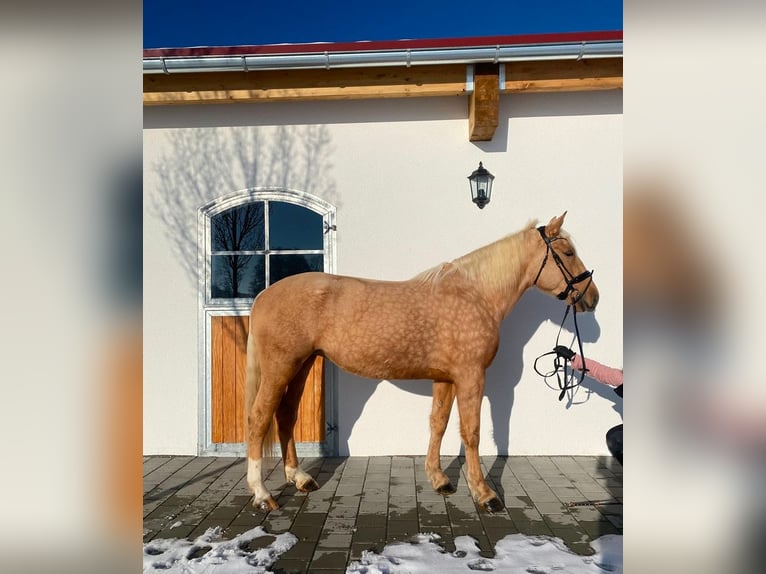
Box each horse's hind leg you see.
[244,333,280,512]
[246,379,284,511]
[246,357,299,512]
[425,381,456,495]
[276,357,319,493]
[455,373,503,513]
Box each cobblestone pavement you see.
[144,455,622,573]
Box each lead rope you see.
[533,304,588,401]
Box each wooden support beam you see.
[143,65,468,105]
[468,64,500,142]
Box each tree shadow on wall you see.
[148,125,338,287]
[336,288,601,457]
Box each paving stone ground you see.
[144,455,622,573]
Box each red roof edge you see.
[144,30,622,59]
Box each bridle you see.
[532,226,593,304]
[532,225,595,401]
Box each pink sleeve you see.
[571,354,623,387]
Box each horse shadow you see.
[485,290,601,455]
[334,289,602,457]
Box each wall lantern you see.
[467,162,494,209]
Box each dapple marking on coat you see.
[244,212,599,512]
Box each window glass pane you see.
[269,202,323,250]
[211,255,265,299]
[270,254,324,285]
[212,203,265,252]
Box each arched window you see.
[202,189,335,305]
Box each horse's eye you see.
[564,251,574,257]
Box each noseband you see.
[532,225,595,402]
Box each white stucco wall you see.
[143,91,622,456]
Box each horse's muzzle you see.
[576,289,599,312]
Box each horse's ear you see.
[545,211,567,237]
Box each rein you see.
[532,225,594,401]
[533,306,587,401]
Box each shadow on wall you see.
[148,125,338,286]
[337,288,601,457]
[487,289,601,454]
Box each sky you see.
[143,0,622,49]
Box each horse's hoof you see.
[436,482,456,496]
[254,497,279,512]
[297,478,319,493]
[482,497,503,514]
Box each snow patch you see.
[143,528,622,573]
[347,532,622,574]
[143,525,297,573]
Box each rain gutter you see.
[144,37,623,75]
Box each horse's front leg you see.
[455,374,503,513]
[425,380,456,494]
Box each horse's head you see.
[531,212,599,312]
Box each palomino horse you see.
[244,212,599,512]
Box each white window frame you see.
[197,187,337,456]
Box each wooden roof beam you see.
[143,65,468,105]
[143,58,622,107]
[503,58,623,93]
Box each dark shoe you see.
[606,424,623,465]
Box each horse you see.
[244,212,599,512]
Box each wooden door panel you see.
[233,315,247,444]
[211,316,226,442]
[211,315,324,444]
[295,355,325,442]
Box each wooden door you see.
[210,315,325,444]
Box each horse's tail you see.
[244,324,277,459]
